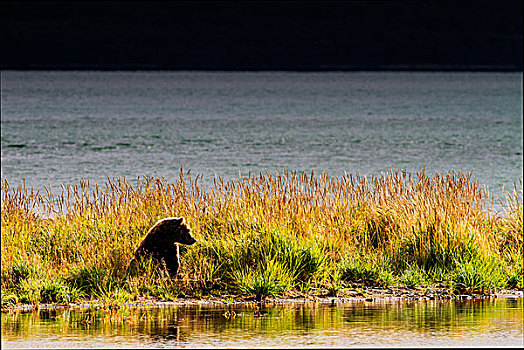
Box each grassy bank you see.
[1,169,522,308]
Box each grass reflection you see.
[1,298,522,347]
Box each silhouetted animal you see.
[128,217,197,278]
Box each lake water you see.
[1,71,522,195]
[2,298,523,348]
[1,72,523,347]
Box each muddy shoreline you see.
[3,288,522,313]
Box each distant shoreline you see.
[2,65,522,72]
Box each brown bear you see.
[128,217,197,278]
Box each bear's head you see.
[161,217,197,245]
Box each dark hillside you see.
[1,0,522,70]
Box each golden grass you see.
[1,168,522,303]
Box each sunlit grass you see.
[1,169,522,306]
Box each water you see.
[2,71,522,348]
[2,298,523,348]
[1,71,522,194]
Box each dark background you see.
[1,0,522,71]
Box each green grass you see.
[1,169,522,307]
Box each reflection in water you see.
[2,298,523,348]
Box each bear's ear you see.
[172,217,184,225]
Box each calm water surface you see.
[1,71,522,194]
[2,298,523,348]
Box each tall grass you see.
[1,169,522,305]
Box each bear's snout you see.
[180,233,197,245]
